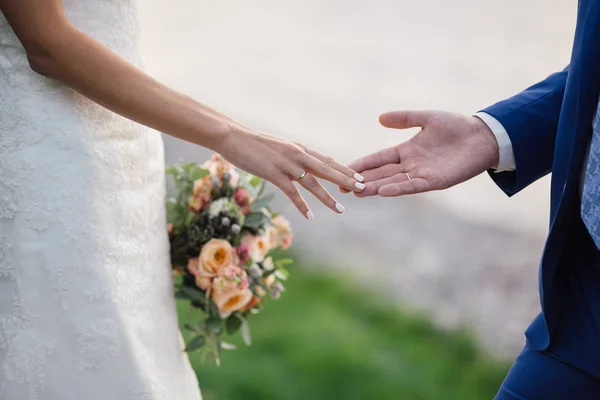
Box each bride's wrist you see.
[207,119,251,155]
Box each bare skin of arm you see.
[0,0,366,218]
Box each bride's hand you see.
[217,127,365,219]
[0,2,362,220]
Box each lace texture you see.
[0,1,201,399]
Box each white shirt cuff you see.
[474,112,516,172]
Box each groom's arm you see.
[476,67,569,196]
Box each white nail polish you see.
[355,182,366,191]
[335,203,345,213]
[354,173,365,182]
[306,211,314,220]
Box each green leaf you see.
[275,258,294,266]
[184,335,206,352]
[205,317,223,334]
[174,290,190,300]
[250,193,275,212]
[183,323,197,332]
[225,315,243,335]
[249,176,262,188]
[240,317,252,346]
[208,299,220,318]
[180,286,207,304]
[244,212,266,229]
[220,341,237,350]
[166,166,180,177]
[190,167,210,181]
[256,180,266,198]
[275,267,289,280]
[262,268,278,278]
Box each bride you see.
[0,1,364,399]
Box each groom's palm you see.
[346,111,500,197]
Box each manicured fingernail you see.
[355,182,366,191]
[306,211,314,220]
[354,173,364,182]
[335,203,345,213]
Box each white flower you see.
[270,282,285,300]
[248,264,262,279]
[208,198,244,223]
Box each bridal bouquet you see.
[167,154,293,365]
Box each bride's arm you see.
[0,0,365,218]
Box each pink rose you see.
[281,235,293,250]
[233,188,250,206]
[235,243,251,265]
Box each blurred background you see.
[139,1,576,399]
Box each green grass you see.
[178,267,509,400]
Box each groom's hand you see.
[343,111,500,197]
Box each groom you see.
[346,1,600,398]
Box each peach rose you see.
[271,215,293,249]
[212,266,253,318]
[241,233,270,262]
[272,215,292,236]
[203,154,238,181]
[265,226,280,249]
[199,239,234,276]
[193,175,212,196]
[186,258,213,290]
[188,194,210,212]
[239,296,261,313]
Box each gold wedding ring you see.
[298,171,308,182]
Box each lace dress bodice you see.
[0,1,201,399]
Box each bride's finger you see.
[302,155,365,193]
[276,178,313,220]
[378,178,429,197]
[298,173,344,214]
[339,163,402,194]
[298,144,365,183]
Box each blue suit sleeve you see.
[481,67,568,196]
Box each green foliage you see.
[178,267,509,400]
[166,162,209,227]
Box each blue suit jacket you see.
[482,0,600,352]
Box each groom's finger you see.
[347,147,400,174]
[339,147,400,193]
[361,163,406,182]
[355,171,410,197]
[378,178,429,197]
[379,110,432,130]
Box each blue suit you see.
[481,0,600,397]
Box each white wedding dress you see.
[0,1,202,399]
